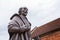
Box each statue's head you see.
[18,7,28,16]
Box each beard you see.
[22,13,27,16]
[22,11,28,16]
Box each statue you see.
[8,7,31,40]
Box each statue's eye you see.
[24,8,28,10]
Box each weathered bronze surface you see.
[8,7,31,40]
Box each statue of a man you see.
[8,7,31,40]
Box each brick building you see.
[31,18,60,40]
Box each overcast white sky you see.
[0,0,60,40]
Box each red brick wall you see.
[40,31,60,40]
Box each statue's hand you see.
[25,24,31,30]
[20,25,28,32]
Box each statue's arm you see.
[8,20,20,33]
[8,20,28,33]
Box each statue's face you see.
[20,7,28,16]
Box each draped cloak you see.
[8,14,31,40]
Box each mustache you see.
[22,11,28,13]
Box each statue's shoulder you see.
[10,13,20,20]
